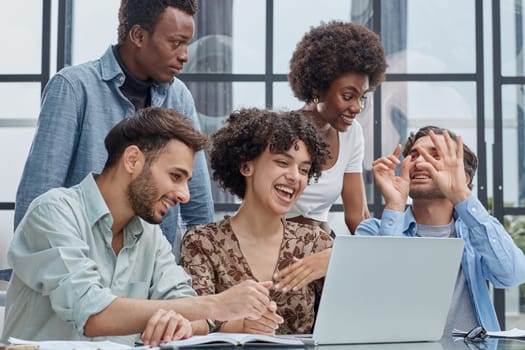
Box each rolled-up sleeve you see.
[9,202,116,334]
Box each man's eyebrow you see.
[172,167,191,180]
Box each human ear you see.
[128,25,146,47]
[123,145,144,174]
[465,173,472,188]
[240,162,253,176]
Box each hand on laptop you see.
[140,308,193,347]
[273,249,331,292]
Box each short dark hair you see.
[117,0,198,45]
[402,125,478,189]
[103,107,207,169]
[209,108,329,199]
[289,21,387,103]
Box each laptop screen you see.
[313,235,464,345]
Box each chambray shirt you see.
[356,194,525,331]
[14,46,214,252]
[2,174,197,345]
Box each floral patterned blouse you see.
[180,217,333,334]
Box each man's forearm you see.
[84,295,219,337]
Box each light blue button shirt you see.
[3,174,197,345]
[14,46,214,252]
[356,194,525,331]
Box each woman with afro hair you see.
[180,108,332,334]
[274,21,387,292]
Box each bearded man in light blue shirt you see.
[14,0,213,258]
[356,126,525,336]
[2,108,273,347]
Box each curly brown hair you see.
[117,0,198,45]
[289,21,387,103]
[209,108,329,199]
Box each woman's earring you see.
[241,164,251,175]
[313,97,319,104]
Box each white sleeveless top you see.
[286,121,364,222]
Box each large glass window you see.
[386,0,476,74]
[0,83,41,120]
[0,2,43,74]
[0,128,35,202]
[273,0,353,74]
[502,86,525,207]
[70,0,118,64]
[2,0,525,329]
[232,0,265,74]
[501,0,525,77]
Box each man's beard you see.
[127,166,162,224]
[409,185,447,200]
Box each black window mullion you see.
[265,0,274,108]
[41,0,52,93]
[491,0,506,330]
[371,0,383,216]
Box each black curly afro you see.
[209,108,329,199]
[289,21,387,103]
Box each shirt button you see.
[492,239,497,244]
[471,207,477,213]
[388,219,394,226]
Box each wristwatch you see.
[206,319,216,333]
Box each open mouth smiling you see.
[341,114,355,124]
[275,184,295,199]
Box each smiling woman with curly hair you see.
[180,108,332,335]
[275,21,387,293]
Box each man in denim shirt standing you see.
[14,0,213,259]
[356,126,525,336]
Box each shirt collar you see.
[112,45,154,90]
[79,173,111,229]
[404,206,418,236]
[126,216,145,241]
[100,45,173,91]
[100,46,124,83]
[79,173,144,241]
[405,205,460,237]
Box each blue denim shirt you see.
[15,46,214,253]
[356,195,525,331]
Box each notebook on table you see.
[309,235,464,345]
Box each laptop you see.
[310,235,464,345]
